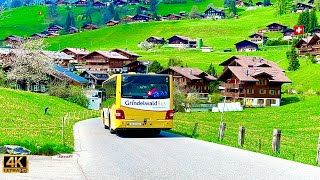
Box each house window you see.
[17,84,22,90]
[269,90,275,95]
[41,85,46,92]
[258,99,264,104]
[34,84,39,92]
[278,90,281,95]
[247,89,254,94]
[259,89,266,94]
[271,99,277,104]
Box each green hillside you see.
[0,88,98,155]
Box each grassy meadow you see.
[0,88,99,155]
[171,94,320,166]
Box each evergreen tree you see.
[229,0,237,17]
[47,3,57,19]
[263,0,270,6]
[150,0,158,14]
[189,5,200,19]
[109,3,115,17]
[136,6,143,14]
[287,46,300,71]
[86,0,94,8]
[276,0,292,15]
[309,8,318,32]
[65,11,73,32]
[248,0,253,6]
[224,0,231,8]
[114,11,120,21]
[206,63,217,77]
[149,60,164,73]
[102,7,112,22]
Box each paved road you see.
[74,118,320,180]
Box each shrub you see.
[0,69,8,87]
[67,86,89,108]
[48,81,69,99]
[209,93,223,104]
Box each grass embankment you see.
[0,88,99,155]
[170,94,320,166]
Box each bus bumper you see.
[114,119,173,130]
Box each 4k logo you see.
[2,155,29,173]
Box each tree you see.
[206,63,217,77]
[309,9,318,32]
[229,0,237,17]
[11,0,22,8]
[286,46,300,71]
[6,40,54,91]
[248,0,253,6]
[276,0,293,15]
[86,0,94,8]
[108,3,115,17]
[167,57,183,67]
[138,41,154,50]
[47,3,57,19]
[65,11,75,32]
[114,11,120,21]
[189,5,200,19]
[315,0,320,11]
[150,0,158,14]
[102,7,112,22]
[224,0,231,8]
[297,11,310,32]
[148,60,164,73]
[263,0,270,6]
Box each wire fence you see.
[175,120,320,166]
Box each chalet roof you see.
[123,60,149,67]
[112,48,141,57]
[266,23,287,28]
[306,33,320,45]
[84,51,129,60]
[234,40,258,47]
[158,67,217,81]
[256,2,263,5]
[248,33,268,39]
[0,48,11,55]
[81,70,109,81]
[218,56,291,83]
[93,1,105,6]
[311,28,320,33]
[48,24,64,30]
[282,28,294,33]
[295,37,312,48]
[82,24,99,29]
[54,65,88,84]
[106,20,120,24]
[168,35,196,42]
[147,36,165,40]
[134,14,150,18]
[70,26,79,31]
[42,51,74,60]
[62,48,90,55]
[296,2,313,8]
[4,35,24,42]
[205,7,224,13]
[30,33,47,38]
[165,13,182,18]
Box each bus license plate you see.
[129,122,142,126]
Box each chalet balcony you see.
[310,51,320,55]
[220,83,245,89]
[312,44,320,48]
[85,65,109,71]
[221,91,245,98]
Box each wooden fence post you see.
[192,122,198,137]
[258,138,262,151]
[62,117,65,145]
[316,134,320,165]
[272,129,281,153]
[238,126,245,147]
[218,122,226,141]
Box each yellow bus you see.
[101,73,174,134]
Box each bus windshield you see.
[121,75,170,99]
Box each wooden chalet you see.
[70,26,79,34]
[295,3,313,13]
[282,29,297,40]
[256,2,263,6]
[165,14,183,20]
[93,1,106,8]
[47,25,64,34]
[56,0,69,5]
[295,34,320,56]
[61,48,90,63]
[167,35,197,48]
[46,32,60,37]
[138,6,150,12]
[128,0,141,5]
[73,0,87,6]
[29,33,47,40]
[311,28,320,35]
[79,70,109,89]
[3,35,24,47]
[106,20,120,26]
[114,0,127,6]
[266,23,287,32]
[41,51,75,68]
[146,36,166,45]
[45,1,55,6]
[308,0,314,5]
[158,67,216,96]
[82,24,99,30]
[179,11,188,17]
[204,7,225,19]
[16,65,88,93]
[122,15,134,23]
[82,50,129,73]
[112,48,141,64]
[218,56,291,107]
[123,60,148,73]
[133,14,150,22]
[234,40,258,52]
[248,33,268,44]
